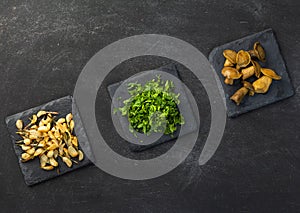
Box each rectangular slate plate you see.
[5,96,92,186]
[107,64,197,152]
[209,29,294,117]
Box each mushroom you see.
[221,67,242,85]
[249,42,266,62]
[241,66,255,80]
[224,59,234,67]
[224,78,234,85]
[236,50,251,68]
[230,87,249,105]
[251,60,262,78]
[261,68,281,80]
[252,76,272,93]
[223,49,237,66]
[242,81,255,96]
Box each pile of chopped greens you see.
[116,76,184,136]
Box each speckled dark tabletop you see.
[0,1,299,212]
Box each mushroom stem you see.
[230,87,249,105]
[224,78,234,85]
[248,50,256,57]
[241,66,255,80]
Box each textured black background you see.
[0,0,299,212]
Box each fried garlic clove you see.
[26,147,35,155]
[47,150,54,158]
[62,157,72,167]
[68,146,78,158]
[63,148,70,158]
[37,126,49,132]
[59,144,65,156]
[78,150,84,161]
[21,145,31,151]
[34,148,44,156]
[16,119,23,130]
[21,153,32,162]
[37,140,46,148]
[57,118,66,124]
[72,136,78,147]
[47,143,59,151]
[24,138,31,145]
[49,158,58,167]
[53,150,58,158]
[31,115,38,124]
[69,120,75,132]
[66,113,73,123]
[37,110,47,117]
[40,154,48,167]
[41,165,54,170]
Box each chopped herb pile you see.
[117,76,184,136]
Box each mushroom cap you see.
[253,42,266,62]
[224,59,234,67]
[223,49,237,64]
[251,60,262,78]
[221,67,242,79]
[236,50,251,68]
[252,76,272,93]
[261,68,281,80]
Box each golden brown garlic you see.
[15,111,84,171]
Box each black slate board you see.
[107,64,197,152]
[5,96,92,186]
[209,29,294,117]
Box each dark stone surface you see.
[5,96,91,185]
[107,64,197,152]
[209,29,294,117]
[0,0,300,212]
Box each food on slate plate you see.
[221,42,281,105]
[15,111,84,171]
[116,75,184,136]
